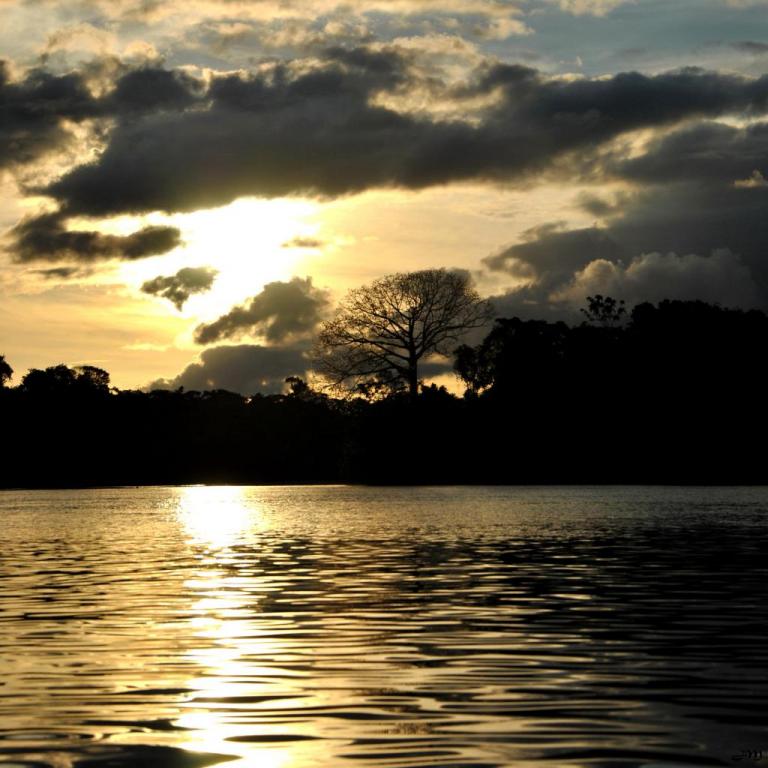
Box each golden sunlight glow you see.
[116,198,323,321]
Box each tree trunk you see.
[408,361,418,400]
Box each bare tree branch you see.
[313,269,493,398]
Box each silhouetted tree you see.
[21,364,110,397]
[455,317,570,398]
[354,370,407,401]
[75,365,110,393]
[454,343,494,396]
[285,375,311,398]
[0,355,12,387]
[315,269,492,399]
[580,294,626,327]
[21,364,78,395]
[4,297,768,488]
[285,375,329,406]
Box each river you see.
[0,486,765,767]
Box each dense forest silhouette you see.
[2,297,767,487]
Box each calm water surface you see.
[0,486,766,768]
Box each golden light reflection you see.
[178,485,253,548]
[174,486,323,767]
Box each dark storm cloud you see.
[9,211,181,262]
[46,49,411,214]
[0,59,204,175]
[0,60,98,169]
[194,276,330,345]
[10,50,768,281]
[107,66,204,114]
[41,54,768,216]
[614,120,768,185]
[484,226,627,322]
[149,343,309,395]
[484,225,626,288]
[141,266,218,309]
[486,118,768,315]
[489,248,761,321]
[598,120,768,288]
[467,63,768,132]
[573,249,759,308]
[1,61,204,262]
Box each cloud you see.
[553,250,760,309]
[141,266,217,309]
[51,0,529,23]
[30,265,94,279]
[485,239,585,321]
[726,0,768,7]
[613,120,768,185]
[282,236,324,248]
[484,225,626,290]
[546,0,631,16]
[734,170,768,188]
[489,249,761,321]
[731,41,768,55]
[194,276,330,344]
[148,343,309,394]
[0,59,98,170]
[39,56,768,217]
[20,0,628,27]
[7,42,768,316]
[8,210,181,262]
[489,283,580,322]
[106,66,204,114]
[190,17,375,58]
[594,120,768,287]
[41,22,117,61]
[485,116,768,316]
[0,58,205,175]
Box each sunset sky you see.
[2,0,768,392]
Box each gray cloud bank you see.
[5,47,768,310]
[43,57,768,217]
[10,211,181,262]
[141,266,218,309]
[194,277,330,344]
[0,60,96,171]
[149,344,309,394]
[4,50,765,212]
[1,63,196,263]
[0,62,202,173]
[486,121,768,316]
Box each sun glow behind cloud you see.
[116,198,322,323]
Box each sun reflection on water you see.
[178,485,255,549]
[174,486,319,767]
[0,487,765,768]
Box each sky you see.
[2,0,768,393]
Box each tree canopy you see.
[3,296,768,486]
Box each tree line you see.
[2,285,768,487]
